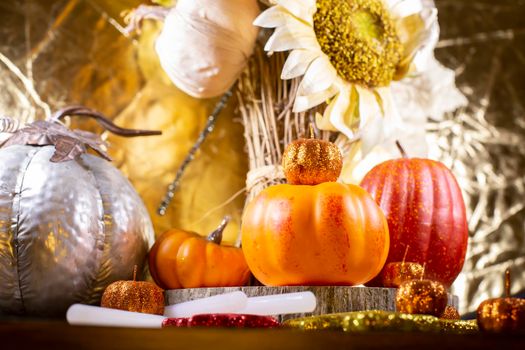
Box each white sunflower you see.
[255,0,439,155]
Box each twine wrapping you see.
[246,165,285,194]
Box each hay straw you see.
[237,44,354,200]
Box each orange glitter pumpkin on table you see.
[149,217,251,289]
[241,136,390,286]
[101,266,164,315]
[477,270,525,333]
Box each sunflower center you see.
[313,0,402,88]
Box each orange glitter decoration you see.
[282,134,343,186]
[381,262,425,288]
[101,266,165,315]
[396,279,448,317]
[440,306,461,320]
[477,269,525,333]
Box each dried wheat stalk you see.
[237,44,354,201]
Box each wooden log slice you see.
[166,286,459,322]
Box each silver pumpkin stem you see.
[157,89,233,216]
[50,105,162,137]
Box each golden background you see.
[0,0,247,245]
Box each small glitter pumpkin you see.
[440,306,461,320]
[396,279,447,317]
[101,266,164,315]
[380,261,425,288]
[282,130,343,185]
[477,270,525,333]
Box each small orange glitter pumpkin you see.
[282,135,343,185]
[380,262,425,288]
[441,306,461,320]
[396,279,448,317]
[101,266,164,315]
[241,137,389,286]
[149,217,251,289]
[477,270,525,333]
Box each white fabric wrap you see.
[155,0,260,98]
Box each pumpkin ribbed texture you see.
[149,229,250,289]
[360,158,468,287]
[241,182,389,286]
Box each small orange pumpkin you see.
[477,270,525,333]
[149,217,251,289]
[241,136,389,286]
[101,266,164,315]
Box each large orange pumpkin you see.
[241,137,390,286]
[149,217,251,289]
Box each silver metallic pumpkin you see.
[0,107,159,317]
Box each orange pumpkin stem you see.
[396,141,408,159]
[207,216,231,245]
[505,269,511,298]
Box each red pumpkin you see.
[360,144,468,287]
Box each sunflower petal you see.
[389,0,424,19]
[298,55,337,95]
[264,19,319,52]
[316,85,358,140]
[357,87,402,155]
[356,86,383,123]
[315,111,338,131]
[355,87,385,155]
[282,49,321,79]
[411,8,439,71]
[276,0,317,24]
[254,6,289,28]
[292,85,338,112]
[376,87,402,138]
[359,114,385,157]
[395,5,438,77]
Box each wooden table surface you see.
[2,320,524,350]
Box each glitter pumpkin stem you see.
[396,140,408,159]
[505,269,511,298]
[309,123,316,139]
